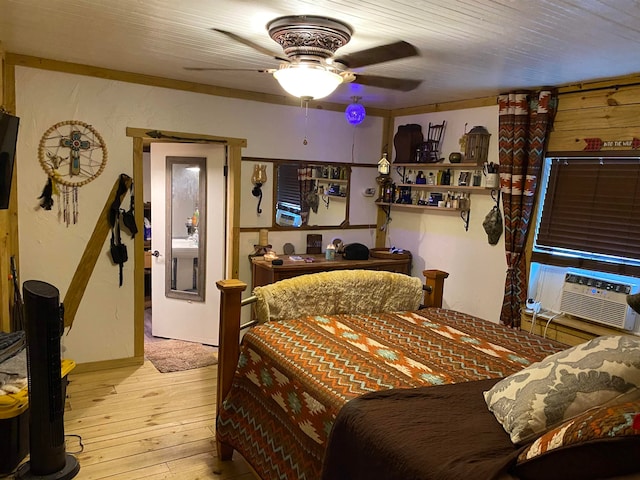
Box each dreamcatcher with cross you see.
[38,120,108,225]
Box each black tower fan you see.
[16,280,79,479]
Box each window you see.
[532,156,640,276]
[276,164,302,214]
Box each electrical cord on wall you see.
[529,310,538,334]
[526,299,542,334]
[543,313,562,338]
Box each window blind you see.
[276,164,301,211]
[533,157,640,274]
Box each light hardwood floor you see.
[60,360,258,480]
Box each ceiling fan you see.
[185,15,422,100]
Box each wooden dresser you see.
[251,253,412,289]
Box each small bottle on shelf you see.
[192,208,199,227]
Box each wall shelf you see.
[375,161,498,232]
[376,201,471,231]
[396,183,492,193]
[393,162,481,169]
[375,201,464,212]
[315,178,348,184]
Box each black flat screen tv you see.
[0,112,20,210]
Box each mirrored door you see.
[166,156,206,301]
[150,142,225,345]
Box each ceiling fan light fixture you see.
[273,64,343,99]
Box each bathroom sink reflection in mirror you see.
[172,237,199,258]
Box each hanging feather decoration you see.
[38,178,54,210]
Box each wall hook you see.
[491,189,501,207]
[460,210,470,231]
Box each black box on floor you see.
[0,388,29,474]
[0,359,75,474]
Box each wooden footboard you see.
[214,279,246,460]
[214,269,448,460]
[423,269,449,308]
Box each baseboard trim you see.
[71,355,144,374]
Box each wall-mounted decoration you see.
[38,120,108,225]
[345,96,366,125]
[393,124,423,163]
[415,121,446,163]
[583,137,640,151]
[251,163,267,214]
[465,125,491,165]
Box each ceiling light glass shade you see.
[345,102,366,125]
[273,65,343,99]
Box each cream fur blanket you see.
[253,270,423,323]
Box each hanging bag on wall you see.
[109,174,131,286]
[110,211,128,286]
[121,182,138,237]
[482,205,503,245]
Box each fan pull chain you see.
[352,125,357,162]
[301,97,310,145]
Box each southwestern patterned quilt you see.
[216,307,564,480]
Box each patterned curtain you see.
[498,90,558,328]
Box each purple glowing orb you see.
[345,102,366,125]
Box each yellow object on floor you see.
[0,358,76,474]
[0,359,76,418]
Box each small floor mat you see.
[145,339,217,373]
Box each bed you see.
[215,269,640,480]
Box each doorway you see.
[147,142,225,345]
[127,127,246,362]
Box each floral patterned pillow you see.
[514,401,640,480]
[484,335,640,444]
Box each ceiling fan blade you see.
[352,73,422,91]
[334,41,418,68]
[212,28,290,63]
[184,67,275,73]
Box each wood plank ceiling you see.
[1,0,639,110]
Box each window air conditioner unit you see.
[276,209,302,227]
[560,273,638,331]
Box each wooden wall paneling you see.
[547,127,640,153]
[548,82,640,152]
[554,104,640,130]
[0,43,7,332]
[227,144,242,279]
[0,45,19,333]
[555,84,640,110]
[375,114,394,248]
[132,137,145,359]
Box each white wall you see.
[388,106,505,322]
[15,66,384,364]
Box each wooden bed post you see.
[215,279,247,460]
[423,269,449,308]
